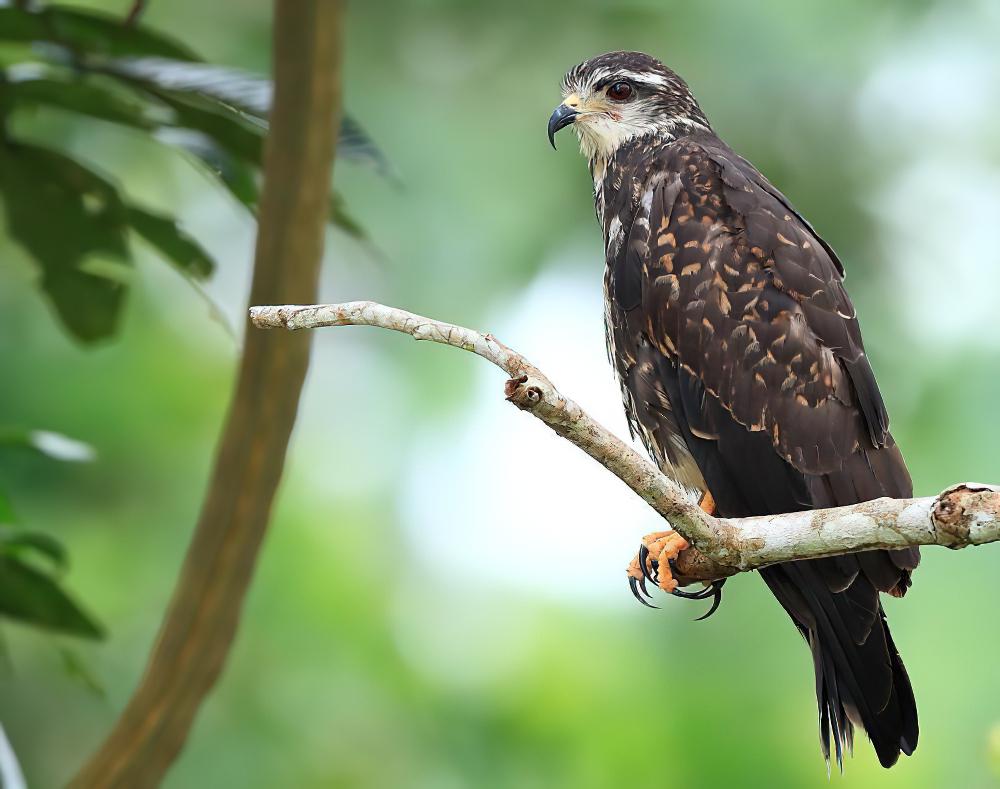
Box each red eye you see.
[607,81,633,101]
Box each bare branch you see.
[250,301,1000,582]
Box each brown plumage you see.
[551,51,919,769]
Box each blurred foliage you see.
[0,0,384,344]
[0,0,386,652]
[0,430,101,639]
[1,1,1000,788]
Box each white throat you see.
[576,115,707,183]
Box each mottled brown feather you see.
[601,131,918,768]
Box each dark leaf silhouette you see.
[0,555,103,639]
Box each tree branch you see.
[250,301,1000,581]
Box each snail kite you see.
[548,51,918,769]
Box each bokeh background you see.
[3,1,1000,786]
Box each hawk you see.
[548,51,918,769]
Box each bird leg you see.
[626,490,726,617]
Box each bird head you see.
[548,51,710,166]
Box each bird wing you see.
[606,132,915,537]
[604,133,918,767]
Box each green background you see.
[2,1,1000,786]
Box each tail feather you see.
[762,560,917,769]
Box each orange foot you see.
[626,531,689,598]
[626,522,727,619]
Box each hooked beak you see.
[547,103,579,149]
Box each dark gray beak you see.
[547,104,578,149]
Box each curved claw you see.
[638,543,654,583]
[666,557,717,599]
[636,571,650,599]
[693,580,726,621]
[670,583,716,600]
[629,576,658,608]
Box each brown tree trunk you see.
[69,2,342,785]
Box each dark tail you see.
[761,558,918,769]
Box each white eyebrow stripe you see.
[573,69,672,91]
[563,66,674,95]
[612,71,670,87]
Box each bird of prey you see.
[547,51,918,769]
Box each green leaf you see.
[95,58,272,171]
[149,87,264,164]
[338,114,397,181]
[0,73,159,129]
[0,68,262,196]
[0,142,130,342]
[0,555,103,639]
[99,57,391,174]
[126,205,214,279]
[103,56,271,117]
[0,530,69,572]
[0,5,198,60]
[0,22,384,339]
[157,128,260,208]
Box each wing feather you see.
[602,132,918,767]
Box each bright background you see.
[3,1,1000,787]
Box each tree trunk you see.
[69,2,342,786]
